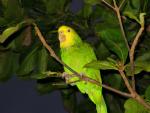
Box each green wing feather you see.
[61,42,107,113]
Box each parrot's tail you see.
[96,96,107,113]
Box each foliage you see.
[0,0,150,113]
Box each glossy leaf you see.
[124,98,148,113]
[124,11,140,23]
[98,29,128,63]
[0,20,33,43]
[125,52,150,76]
[0,51,19,82]
[36,82,56,95]
[82,3,93,18]
[84,60,118,70]
[84,0,100,5]
[3,0,24,22]
[42,0,67,14]
[145,85,150,102]
[37,46,48,72]
[123,0,141,15]
[104,74,122,89]
[17,47,39,76]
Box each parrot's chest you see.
[61,46,87,73]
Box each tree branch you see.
[101,0,115,11]
[102,0,150,110]
[129,26,144,90]
[113,0,130,51]
[102,0,135,90]
[119,0,126,9]
[119,69,150,110]
[102,0,130,54]
[33,23,131,98]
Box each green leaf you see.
[36,82,55,95]
[3,0,24,21]
[31,73,48,79]
[37,46,48,72]
[123,0,141,15]
[43,0,67,14]
[124,11,140,23]
[125,52,150,76]
[145,85,150,102]
[104,74,122,89]
[139,13,146,26]
[98,29,128,63]
[17,46,39,76]
[0,51,19,82]
[1,0,9,7]
[84,60,118,70]
[0,20,33,43]
[84,0,100,5]
[124,98,149,113]
[0,26,19,43]
[82,3,93,18]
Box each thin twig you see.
[33,23,132,98]
[101,0,115,11]
[102,84,131,97]
[119,0,126,9]
[129,27,144,90]
[119,69,150,110]
[100,0,150,110]
[112,0,130,52]
[119,70,133,94]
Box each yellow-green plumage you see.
[58,25,107,113]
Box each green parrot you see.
[58,25,107,113]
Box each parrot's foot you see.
[62,72,80,86]
[79,73,87,84]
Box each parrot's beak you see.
[59,32,66,42]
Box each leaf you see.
[124,98,149,113]
[84,60,118,70]
[82,3,93,18]
[125,52,150,76]
[17,46,39,76]
[145,85,150,102]
[37,46,48,72]
[0,20,33,43]
[42,0,67,14]
[0,26,19,43]
[105,93,124,113]
[0,51,19,82]
[124,11,140,23]
[98,29,128,63]
[3,0,24,21]
[139,13,146,26]
[84,0,100,5]
[123,0,141,15]
[104,74,122,89]
[36,82,55,95]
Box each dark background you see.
[0,0,83,113]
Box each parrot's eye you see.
[67,29,70,32]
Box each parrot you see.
[58,25,107,113]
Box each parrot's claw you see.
[62,72,81,85]
[62,72,73,82]
[62,72,68,79]
[79,73,84,78]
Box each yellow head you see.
[58,25,81,48]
